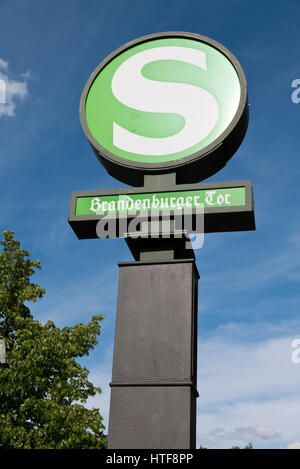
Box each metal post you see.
[108,246,199,449]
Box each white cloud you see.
[81,324,300,448]
[0,58,30,117]
[21,70,38,81]
[0,58,8,71]
[286,441,300,449]
[196,329,300,448]
[229,425,281,441]
[201,424,281,447]
[86,366,112,432]
[197,333,300,406]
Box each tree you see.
[0,231,107,449]
[231,442,253,449]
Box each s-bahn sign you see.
[69,180,254,239]
[70,32,255,241]
[70,32,255,450]
[79,32,248,186]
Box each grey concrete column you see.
[108,258,199,449]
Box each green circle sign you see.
[80,32,248,185]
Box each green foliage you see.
[231,442,253,449]
[0,231,107,449]
[244,442,253,449]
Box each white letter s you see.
[111,47,219,155]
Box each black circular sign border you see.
[79,31,248,186]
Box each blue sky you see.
[1,0,300,449]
